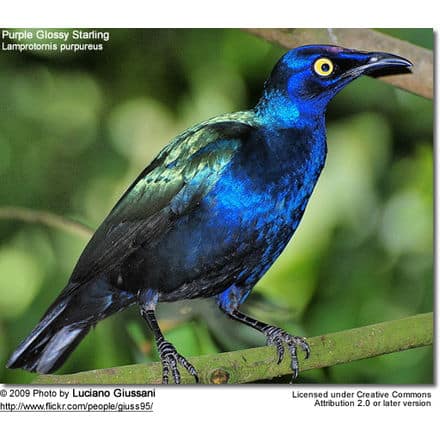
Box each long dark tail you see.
[6,281,135,374]
[6,285,91,374]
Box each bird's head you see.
[256,45,412,126]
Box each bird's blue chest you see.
[196,124,327,286]
[209,125,327,235]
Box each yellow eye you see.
[313,58,334,77]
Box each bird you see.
[7,45,412,383]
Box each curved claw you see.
[158,340,199,384]
[297,338,311,360]
[176,353,199,383]
[264,326,310,381]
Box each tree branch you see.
[246,28,433,99]
[0,206,93,239]
[33,312,432,384]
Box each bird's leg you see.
[138,289,198,384]
[217,286,310,380]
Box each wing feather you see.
[69,111,257,285]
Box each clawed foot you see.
[263,326,310,381]
[157,339,199,384]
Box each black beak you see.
[341,52,413,80]
[363,52,413,78]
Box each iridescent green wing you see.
[70,111,257,284]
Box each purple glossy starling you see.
[7,45,412,383]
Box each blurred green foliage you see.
[0,29,432,384]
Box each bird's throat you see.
[255,89,327,130]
